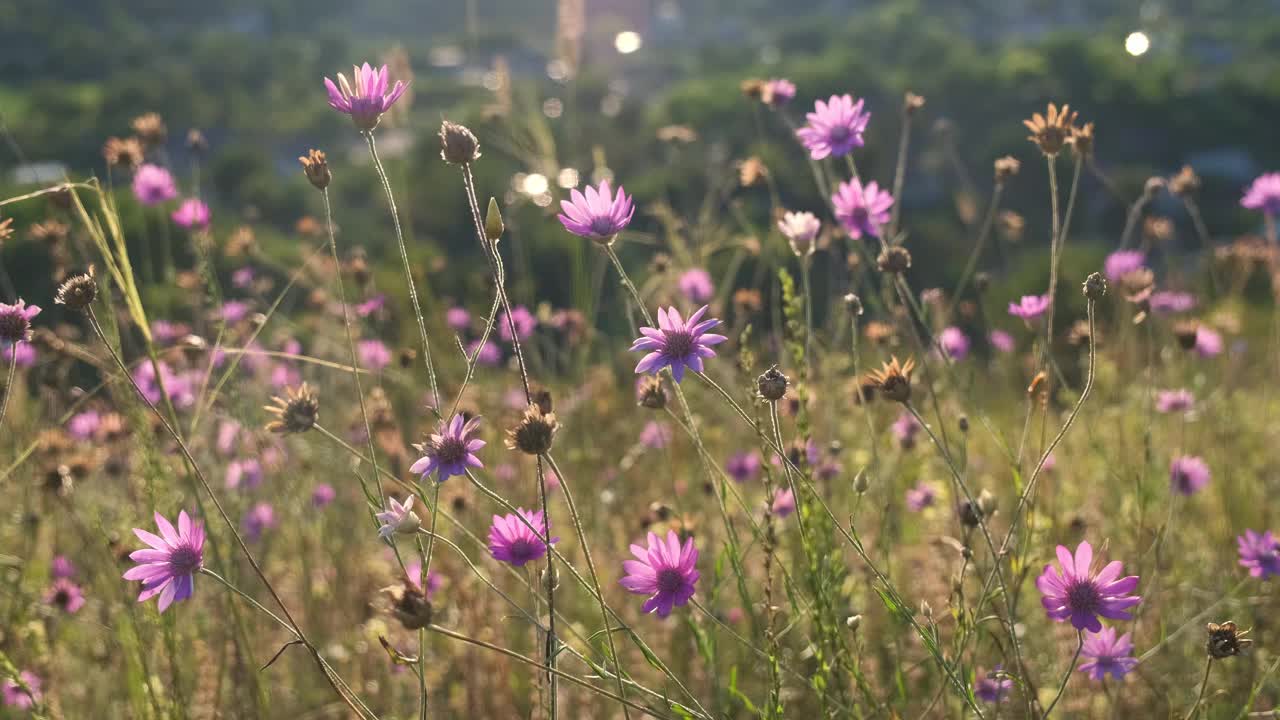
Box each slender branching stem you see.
[0,343,17,430]
[1041,631,1084,718]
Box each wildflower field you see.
[3,3,1280,718]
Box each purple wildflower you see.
[1008,294,1051,321]
[488,508,558,567]
[905,483,937,512]
[938,326,970,361]
[357,339,392,371]
[51,555,75,579]
[2,342,36,368]
[324,62,408,131]
[832,178,893,240]
[630,305,728,383]
[241,503,276,541]
[1195,326,1223,358]
[216,420,241,456]
[557,179,635,242]
[225,458,263,490]
[778,211,821,256]
[376,496,420,540]
[67,410,101,440]
[1155,389,1194,414]
[0,299,40,344]
[446,306,472,332]
[355,294,386,317]
[123,510,205,612]
[410,415,486,483]
[678,268,715,304]
[770,488,797,518]
[620,530,700,618]
[151,320,190,346]
[1104,250,1146,283]
[499,305,537,343]
[640,420,672,449]
[405,559,443,600]
[312,483,336,508]
[1036,541,1141,632]
[762,78,796,107]
[43,577,86,614]
[231,267,255,289]
[975,668,1012,704]
[1237,530,1280,579]
[796,94,870,160]
[467,339,501,367]
[989,329,1015,353]
[1150,291,1196,315]
[1,671,41,709]
[1242,172,1280,215]
[1169,455,1211,495]
[1078,628,1138,681]
[725,451,761,483]
[171,198,210,230]
[892,411,921,450]
[219,300,252,325]
[132,164,178,206]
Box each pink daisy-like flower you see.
[43,577,86,614]
[1237,529,1280,579]
[445,306,472,332]
[499,305,537,343]
[557,179,635,243]
[1155,389,1194,414]
[410,415,486,483]
[324,62,409,131]
[905,482,937,512]
[405,559,443,599]
[762,78,796,107]
[778,211,821,256]
[1194,326,1223,358]
[832,178,893,240]
[1008,294,1051,321]
[796,94,870,160]
[1036,541,1140,632]
[770,488,796,518]
[1241,172,1280,215]
[678,268,715,304]
[989,329,1015,353]
[123,510,205,613]
[620,530,700,618]
[938,326,970,361]
[630,305,728,383]
[1078,628,1138,681]
[1104,250,1146,283]
[725,451,761,483]
[488,508,558,567]
[1,670,41,709]
[242,502,276,541]
[132,164,178,206]
[171,198,210,230]
[357,339,393,371]
[1170,455,1210,495]
[0,299,41,344]
[974,666,1012,704]
[311,483,336,508]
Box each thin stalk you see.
[1187,657,1214,720]
[364,131,440,413]
[888,103,914,239]
[948,184,1005,321]
[0,343,17,430]
[1041,631,1084,718]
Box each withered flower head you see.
[1206,621,1252,659]
[54,268,98,311]
[131,113,167,146]
[529,385,553,415]
[298,149,331,190]
[1144,216,1174,243]
[439,121,480,165]
[903,91,926,115]
[637,376,667,410]
[868,356,915,403]
[740,78,767,100]
[738,156,768,187]
[1082,272,1107,301]
[186,129,208,154]
[505,403,559,456]
[1169,165,1201,196]
[733,288,763,315]
[656,125,699,144]
[994,156,1021,184]
[1143,176,1167,200]
[29,219,69,244]
[383,581,433,630]
[1067,319,1096,346]
[1068,122,1095,158]
[997,210,1025,242]
[102,137,144,168]
[974,272,992,293]
[1173,321,1200,350]
[650,253,672,274]
[264,382,320,434]
[844,293,864,316]
[0,218,13,246]
[864,321,895,345]
[1023,103,1078,156]
[1121,268,1155,304]
[757,365,790,401]
[877,245,913,275]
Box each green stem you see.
[1041,631,1084,718]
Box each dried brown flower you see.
[439,121,481,165]
[1169,165,1201,196]
[1173,321,1200,350]
[636,376,667,410]
[863,321,895,345]
[1068,122,1095,158]
[102,137,144,168]
[656,125,698,143]
[298,149,331,190]
[0,218,13,246]
[738,157,768,187]
[264,383,320,434]
[28,219,68,244]
[740,78,767,100]
[1083,272,1108,301]
[1143,216,1174,244]
[733,288,762,315]
[186,129,208,154]
[54,268,98,311]
[868,356,915,403]
[877,245,912,275]
[757,365,790,401]
[1023,103,1078,156]
[997,211,1025,242]
[384,581,433,630]
[505,404,559,455]
[994,156,1021,184]
[131,113,167,146]
[903,92,926,115]
[1206,621,1252,659]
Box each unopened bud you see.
[846,614,863,630]
[757,366,789,401]
[485,197,504,241]
[1083,272,1107,301]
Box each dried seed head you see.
[131,113,167,146]
[974,271,992,293]
[1068,122,1095,158]
[843,293,864,316]
[637,376,668,410]
[958,499,983,528]
[868,356,915,403]
[1023,103,1078,156]
[994,156,1021,184]
[264,383,320,434]
[1206,621,1251,659]
[739,156,768,187]
[1169,165,1201,197]
[505,404,559,456]
[102,137,144,169]
[298,149,331,190]
[877,245,913,275]
[757,365,790,402]
[384,582,433,630]
[439,121,480,165]
[846,614,863,631]
[54,268,98,311]
[740,78,767,100]
[186,128,208,154]
[1173,321,1200,350]
[903,92,926,115]
[529,386,554,415]
[958,415,970,433]
[1083,272,1108,301]
[853,468,872,493]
